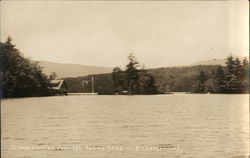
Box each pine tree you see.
[191,71,208,93]
[213,66,226,93]
[139,72,158,94]
[233,58,241,77]
[241,58,249,93]
[226,55,234,74]
[111,67,126,93]
[224,56,243,93]
[197,71,207,84]
[0,37,51,98]
[125,53,140,94]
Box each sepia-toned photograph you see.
[0,0,249,158]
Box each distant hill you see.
[37,57,247,78]
[37,59,224,78]
[191,58,226,66]
[37,61,113,78]
[191,57,247,66]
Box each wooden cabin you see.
[49,80,69,95]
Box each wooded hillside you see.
[64,65,222,93]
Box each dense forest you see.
[147,65,221,92]
[148,56,249,94]
[64,65,219,94]
[0,37,54,98]
[190,56,249,94]
[64,55,249,94]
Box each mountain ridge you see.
[37,60,113,78]
[37,57,247,78]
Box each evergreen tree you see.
[241,58,249,93]
[226,74,241,93]
[139,72,158,94]
[125,53,140,94]
[111,53,159,94]
[0,37,51,98]
[192,80,205,93]
[205,79,216,93]
[111,67,126,93]
[242,58,249,76]
[226,55,234,74]
[224,56,244,93]
[213,66,226,93]
[196,71,207,84]
[191,71,207,93]
[233,58,241,77]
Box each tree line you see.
[0,37,56,98]
[191,56,249,93]
[1,37,248,97]
[65,56,249,94]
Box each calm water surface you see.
[1,94,249,158]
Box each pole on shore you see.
[91,76,94,93]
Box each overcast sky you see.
[1,1,248,68]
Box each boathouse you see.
[49,79,69,95]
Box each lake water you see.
[1,94,249,158]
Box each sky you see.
[0,1,249,68]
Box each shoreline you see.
[2,92,249,99]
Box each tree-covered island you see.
[112,53,160,94]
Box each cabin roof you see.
[50,79,68,90]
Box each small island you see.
[111,53,160,95]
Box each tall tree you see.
[125,53,140,94]
[0,37,51,98]
[111,53,159,94]
[196,71,207,84]
[139,72,158,94]
[226,55,234,74]
[224,56,244,93]
[241,57,249,93]
[111,67,126,93]
[233,57,241,77]
[213,66,226,93]
[191,71,208,93]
